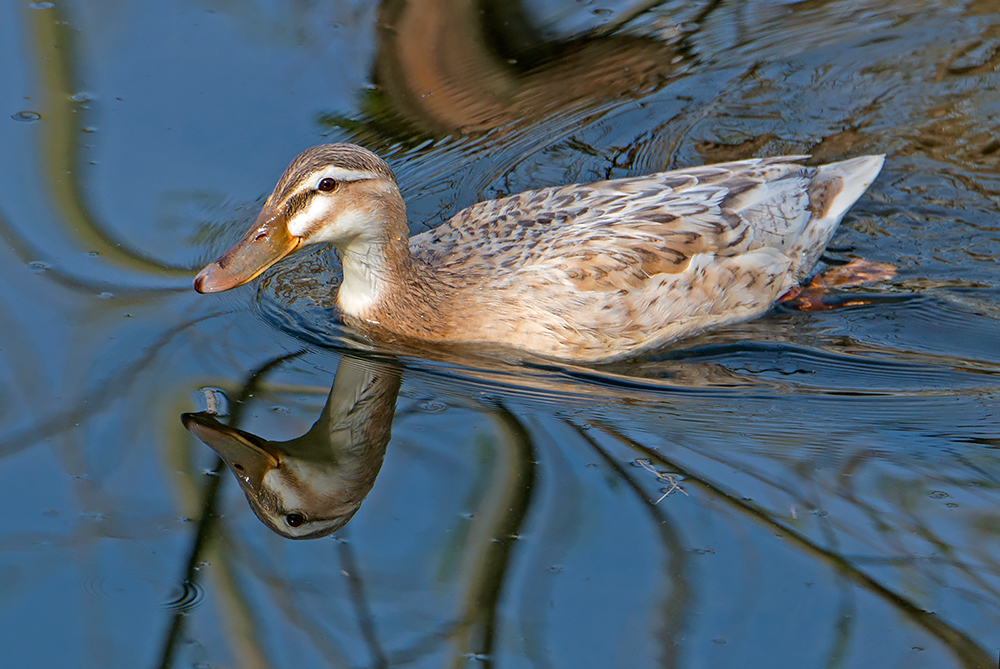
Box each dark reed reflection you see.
[183,355,401,539]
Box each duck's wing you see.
[411,155,881,288]
[410,155,883,360]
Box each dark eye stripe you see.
[284,191,311,218]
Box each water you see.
[2,1,1000,667]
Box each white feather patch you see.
[287,196,336,237]
[338,239,384,316]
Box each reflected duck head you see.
[193,143,403,294]
[182,412,365,539]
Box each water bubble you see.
[28,260,49,271]
[195,387,229,415]
[71,92,95,103]
[12,111,41,123]
[270,405,290,414]
[418,400,447,413]
[98,292,114,299]
[87,251,99,257]
[592,7,614,16]
[927,490,949,499]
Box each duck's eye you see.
[317,178,338,192]
[285,513,305,527]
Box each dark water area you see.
[3,1,1000,667]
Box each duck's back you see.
[410,155,883,361]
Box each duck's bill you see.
[193,213,301,293]
[182,412,281,491]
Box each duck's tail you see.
[790,154,885,280]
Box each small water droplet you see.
[87,251,99,257]
[631,458,651,468]
[270,405,290,414]
[202,469,219,477]
[418,400,447,413]
[946,502,959,508]
[364,82,379,91]
[29,1,54,9]
[196,388,229,416]
[592,7,614,16]
[459,512,474,519]
[82,126,98,133]
[71,92,95,103]
[464,653,490,662]
[28,260,49,271]
[712,637,727,645]
[12,110,41,123]
[98,292,114,299]
[927,490,949,499]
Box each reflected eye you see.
[285,513,305,527]
[317,178,338,192]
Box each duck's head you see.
[194,143,402,294]
[182,412,367,539]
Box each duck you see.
[182,356,401,539]
[194,143,885,363]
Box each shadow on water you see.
[2,0,1000,668]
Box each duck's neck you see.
[333,200,447,333]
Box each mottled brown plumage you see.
[194,143,884,362]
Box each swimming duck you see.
[194,144,885,362]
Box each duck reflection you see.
[182,356,401,539]
[328,0,704,144]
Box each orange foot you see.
[779,260,897,311]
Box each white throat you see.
[337,238,387,318]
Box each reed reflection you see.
[182,355,401,539]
